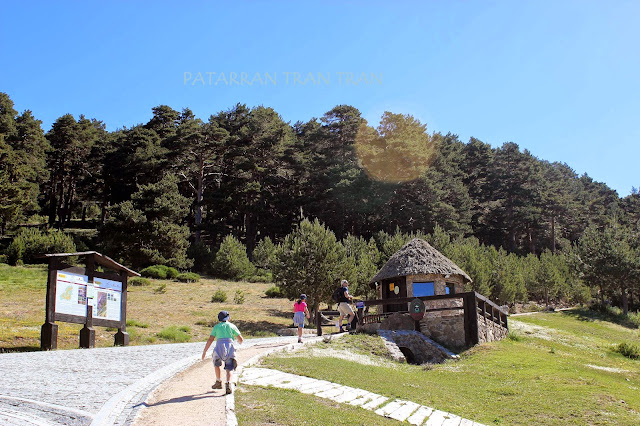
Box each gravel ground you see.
[0,337,300,425]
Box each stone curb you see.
[91,354,201,426]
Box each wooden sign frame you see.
[40,251,139,350]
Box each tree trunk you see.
[551,213,556,254]
[194,156,205,244]
[48,180,58,226]
[544,287,549,307]
[245,211,257,261]
[621,284,628,315]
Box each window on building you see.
[413,282,435,297]
[445,283,455,295]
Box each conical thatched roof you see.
[369,238,472,284]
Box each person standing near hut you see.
[293,294,310,343]
[336,279,355,332]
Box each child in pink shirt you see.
[293,294,310,343]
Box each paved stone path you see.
[1,334,486,425]
[0,337,298,425]
[238,367,485,426]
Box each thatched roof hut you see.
[370,238,471,284]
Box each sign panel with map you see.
[54,271,90,317]
[92,277,122,322]
[54,272,122,322]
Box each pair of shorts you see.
[338,302,354,316]
[293,311,306,328]
[213,339,237,371]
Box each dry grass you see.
[0,263,296,352]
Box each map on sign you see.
[55,271,89,317]
[92,277,122,321]
[54,272,122,321]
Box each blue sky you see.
[2,0,638,196]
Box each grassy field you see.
[240,311,640,425]
[2,263,640,424]
[0,263,295,352]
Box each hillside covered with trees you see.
[1,92,639,314]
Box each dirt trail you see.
[133,341,292,426]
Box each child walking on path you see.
[293,294,310,343]
[202,310,244,394]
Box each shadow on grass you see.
[561,307,640,329]
[233,319,292,336]
[267,309,291,319]
[0,345,42,353]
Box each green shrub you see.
[177,272,200,283]
[248,271,273,283]
[234,290,246,304]
[265,285,282,298]
[129,277,151,286]
[615,342,640,359]
[157,325,191,343]
[154,283,167,294]
[252,237,277,270]
[211,289,228,303]
[126,319,149,328]
[140,265,168,279]
[6,228,76,265]
[0,254,7,264]
[211,235,255,281]
[507,331,523,342]
[166,267,179,279]
[627,311,640,328]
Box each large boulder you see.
[380,313,415,331]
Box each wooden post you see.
[316,311,322,337]
[80,305,95,349]
[115,270,129,346]
[41,258,59,350]
[463,292,479,347]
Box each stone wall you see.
[419,313,465,350]
[477,316,508,343]
[377,330,458,365]
[418,297,465,349]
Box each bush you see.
[615,342,640,359]
[177,272,200,283]
[627,311,640,328]
[129,277,151,286]
[211,235,255,280]
[154,283,167,294]
[211,289,227,303]
[166,267,179,279]
[265,286,282,298]
[507,331,523,342]
[157,325,191,343]
[248,271,273,283]
[234,290,246,304]
[140,265,169,279]
[126,319,149,328]
[252,237,277,270]
[6,228,76,265]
